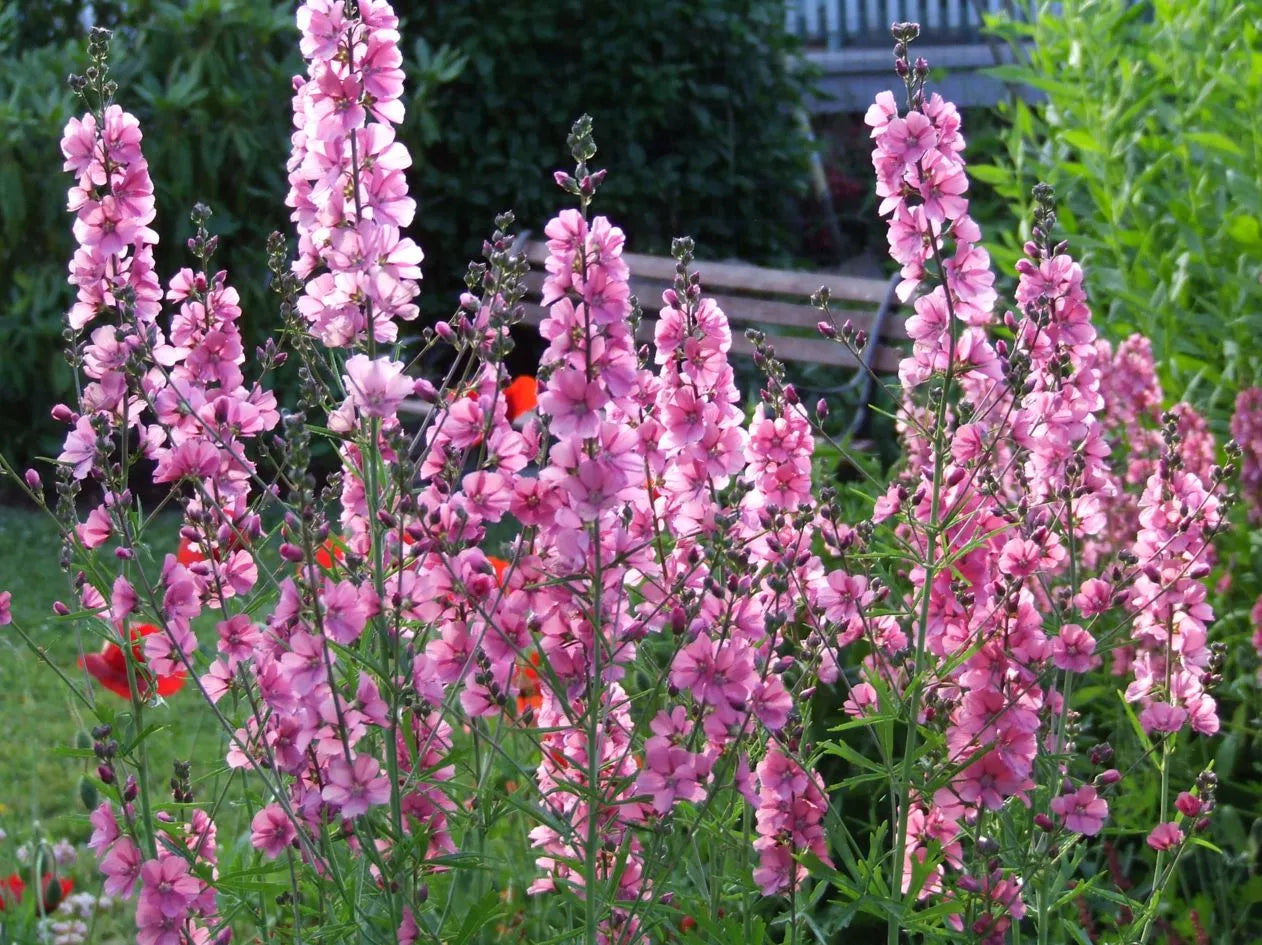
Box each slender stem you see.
[888,218,958,945]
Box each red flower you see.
[0,873,24,911]
[176,535,205,565]
[0,873,72,912]
[177,528,250,565]
[515,650,543,716]
[487,555,509,585]
[503,375,538,422]
[79,623,187,700]
[315,537,345,570]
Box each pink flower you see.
[1175,792,1202,818]
[1050,623,1097,673]
[250,804,297,858]
[0,590,10,626]
[59,416,98,480]
[1147,822,1184,851]
[76,503,113,549]
[537,367,608,440]
[139,856,200,918]
[152,439,220,483]
[1050,785,1108,836]
[881,111,936,164]
[669,634,756,710]
[398,906,418,945]
[863,90,898,136]
[1073,578,1114,617]
[320,578,371,644]
[636,737,706,814]
[322,753,389,818]
[997,537,1044,579]
[134,897,185,945]
[100,836,142,898]
[1139,701,1188,734]
[88,802,120,854]
[343,354,413,418]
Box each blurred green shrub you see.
[976,0,1262,428]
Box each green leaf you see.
[1227,215,1262,248]
[968,164,1012,186]
[1185,130,1246,157]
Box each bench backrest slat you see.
[518,240,904,372]
[523,242,891,306]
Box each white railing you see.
[786,0,1023,50]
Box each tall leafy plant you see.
[976,0,1262,425]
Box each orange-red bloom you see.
[176,529,250,566]
[0,873,72,912]
[515,650,543,716]
[79,623,187,700]
[488,555,509,585]
[315,537,345,570]
[503,375,538,422]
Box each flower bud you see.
[1034,813,1054,832]
[97,764,115,785]
[79,775,99,811]
[1095,768,1122,786]
[51,403,76,423]
[52,600,70,616]
[279,543,305,563]
[1175,792,1202,817]
[24,468,41,490]
[413,379,438,403]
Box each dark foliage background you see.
[0,0,815,464]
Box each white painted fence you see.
[786,0,1024,50]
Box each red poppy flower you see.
[177,528,250,565]
[487,555,509,585]
[315,537,345,570]
[515,650,543,716]
[0,873,72,912]
[79,623,187,700]
[503,375,538,422]
[176,535,203,565]
[0,873,24,911]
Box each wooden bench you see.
[404,243,904,440]
[519,240,904,376]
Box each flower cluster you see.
[287,0,421,347]
[23,13,1245,945]
[1232,386,1262,522]
[851,29,1226,931]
